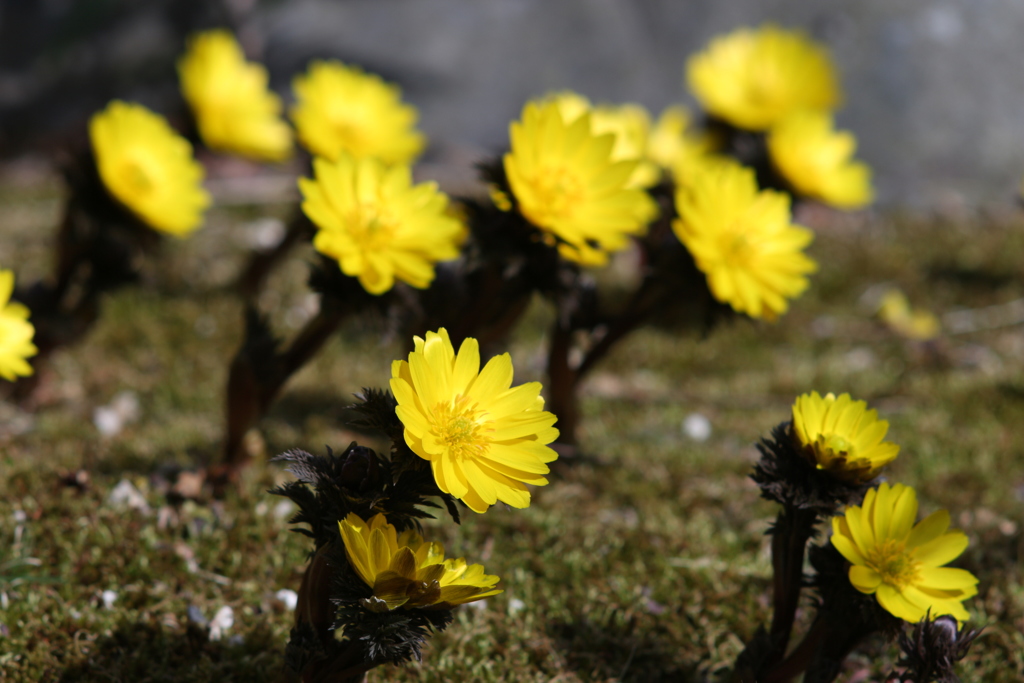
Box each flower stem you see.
[764,506,818,671]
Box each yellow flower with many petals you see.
[338,512,502,611]
[299,154,462,295]
[178,29,293,162]
[791,391,899,483]
[291,60,425,164]
[673,160,816,320]
[390,328,559,513]
[0,269,36,381]
[687,24,841,131]
[831,482,978,623]
[768,109,872,209]
[89,101,210,236]
[504,98,658,266]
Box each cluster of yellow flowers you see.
[687,24,873,209]
[791,391,978,623]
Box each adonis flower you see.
[291,60,425,164]
[338,512,502,611]
[503,98,658,266]
[831,482,978,623]
[390,328,559,513]
[686,24,841,131]
[0,269,36,381]
[791,391,899,483]
[673,160,816,320]
[768,109,873,209]
[299,154,462,295]
[178,29,292,162]
[89,101,211,236]
[877,289,940,341]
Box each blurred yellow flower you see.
[768,109,873,209]
[647,105,715,172]
[791,391,899,482]
[339,512,502,611]
[832,482,978,623]
[178,29,292,162]
[299,154,462,295]
[291,60,425,164]
[878,289,940,341]
[89,101,211,236]
[0,269,36,381]
[673,160,816,320]
[390,328,559,513]
[503,98,658,266]
[686,24,841,130]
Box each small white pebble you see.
[101,590,118,610]
[508,598,525,616]
[93,391,141,437]
[275,589,298,611]
[245,217,286,249]
[682,413,712,442]
[273,500,295,521]
[208,605,234,642]
[93,407,123,437]
[12,510,27,524]
[107,480,151,515]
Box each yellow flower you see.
[672,160,816,320]
[878,289,940,341]
[390,328,559,513]
[792,391,899,482]
[0,269,36,381]
[647,105,717,174]
[831,482,978,623]
[178,29,293,162]
[299,154,463,295]
[686,24,841,131]
[545,92,659,188]
[291,60,425,164]
[89,101,211,236]
[503,98,658,266]
[768,109,873,208]
[338,512,502,611]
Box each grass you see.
[2,165,1024,682]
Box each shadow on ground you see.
[57,620,282,683]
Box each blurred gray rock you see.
[3,0,1024,208]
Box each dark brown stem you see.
[235,211,312,299]
[765,507,818,671]
[545,316,580,447]
[762,615,828,683]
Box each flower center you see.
[347,202,397,250]
[865,538,919,590]
[528,165,585,222]
[430,396,489,461]
[821,434,852,455]
[119,158,155,196]
[718,223,753,266]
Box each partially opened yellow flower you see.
[504,98,658,266]
[686,24,841,131]
[768,109,872,208]
[673,160,816,320]
[291,60,425,164]
[878,289,940,341]
[832,482,978,623]
[0,269,36,381]
[299,154,462,295]
[792,391,899,482]
[390,328,559,513]
[178,29,292,162]
[89,101,211,236]
[339,512,502,611]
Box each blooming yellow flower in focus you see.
[504,99,658,266]
[178,29,293,162]
[338,512,502,611]
[686,24,841,131]
[0,269,36,381]
[299,154,462,295]
[768,110,873,209]
[89,101,211,236]
[291,60,425,164]
[791,391,899,482]
[831,482,978,623]
[673,160,816,320]
[390,328,559,513]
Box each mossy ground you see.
[2,164,1023,682]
